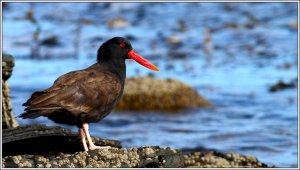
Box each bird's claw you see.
[89,145,111,150]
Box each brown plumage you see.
[19,37,159,151]
[22,63,123,127]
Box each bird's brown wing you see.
[21,66,122,121]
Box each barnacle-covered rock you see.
[2,146,272,168]
[183,151,274,168]
[116,77,212,111]
[2,125,271,168]
[2,146,184,168]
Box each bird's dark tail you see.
[19,107,62,119]
[19,111,43,119]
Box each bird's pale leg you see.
[79,128,88,151]
[82,123,110,150]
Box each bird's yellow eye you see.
[119,42,126,48]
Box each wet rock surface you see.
[2,125,271,168]
[117,77,212,111]
[3,125,121,157]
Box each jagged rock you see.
[116,77,212,111]
[2,54,19,129]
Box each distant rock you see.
[269,79,296,92]
[166,35,183,47]
[107,17,130,29]
[116,77,212,111]
[40,35,61,47]
[277,62,294,70]
[289,20,297,30]
[167,50,189,59]
[176,19,189,32]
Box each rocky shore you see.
[3,146,271,168]
[2,125,273,168]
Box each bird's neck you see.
[97,50,127,82]
[107,60,126,81]
[97,59,126,82]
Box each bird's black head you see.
[97,37,133,62]
[97,37,159,71]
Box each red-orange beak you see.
[128,50,159,71]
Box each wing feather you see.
[20,64,123,123]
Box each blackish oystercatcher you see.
[19,37,159,151]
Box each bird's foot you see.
[89,145,111,151]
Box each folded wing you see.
[20,65,122,125]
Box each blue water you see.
[3,2,298,167]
